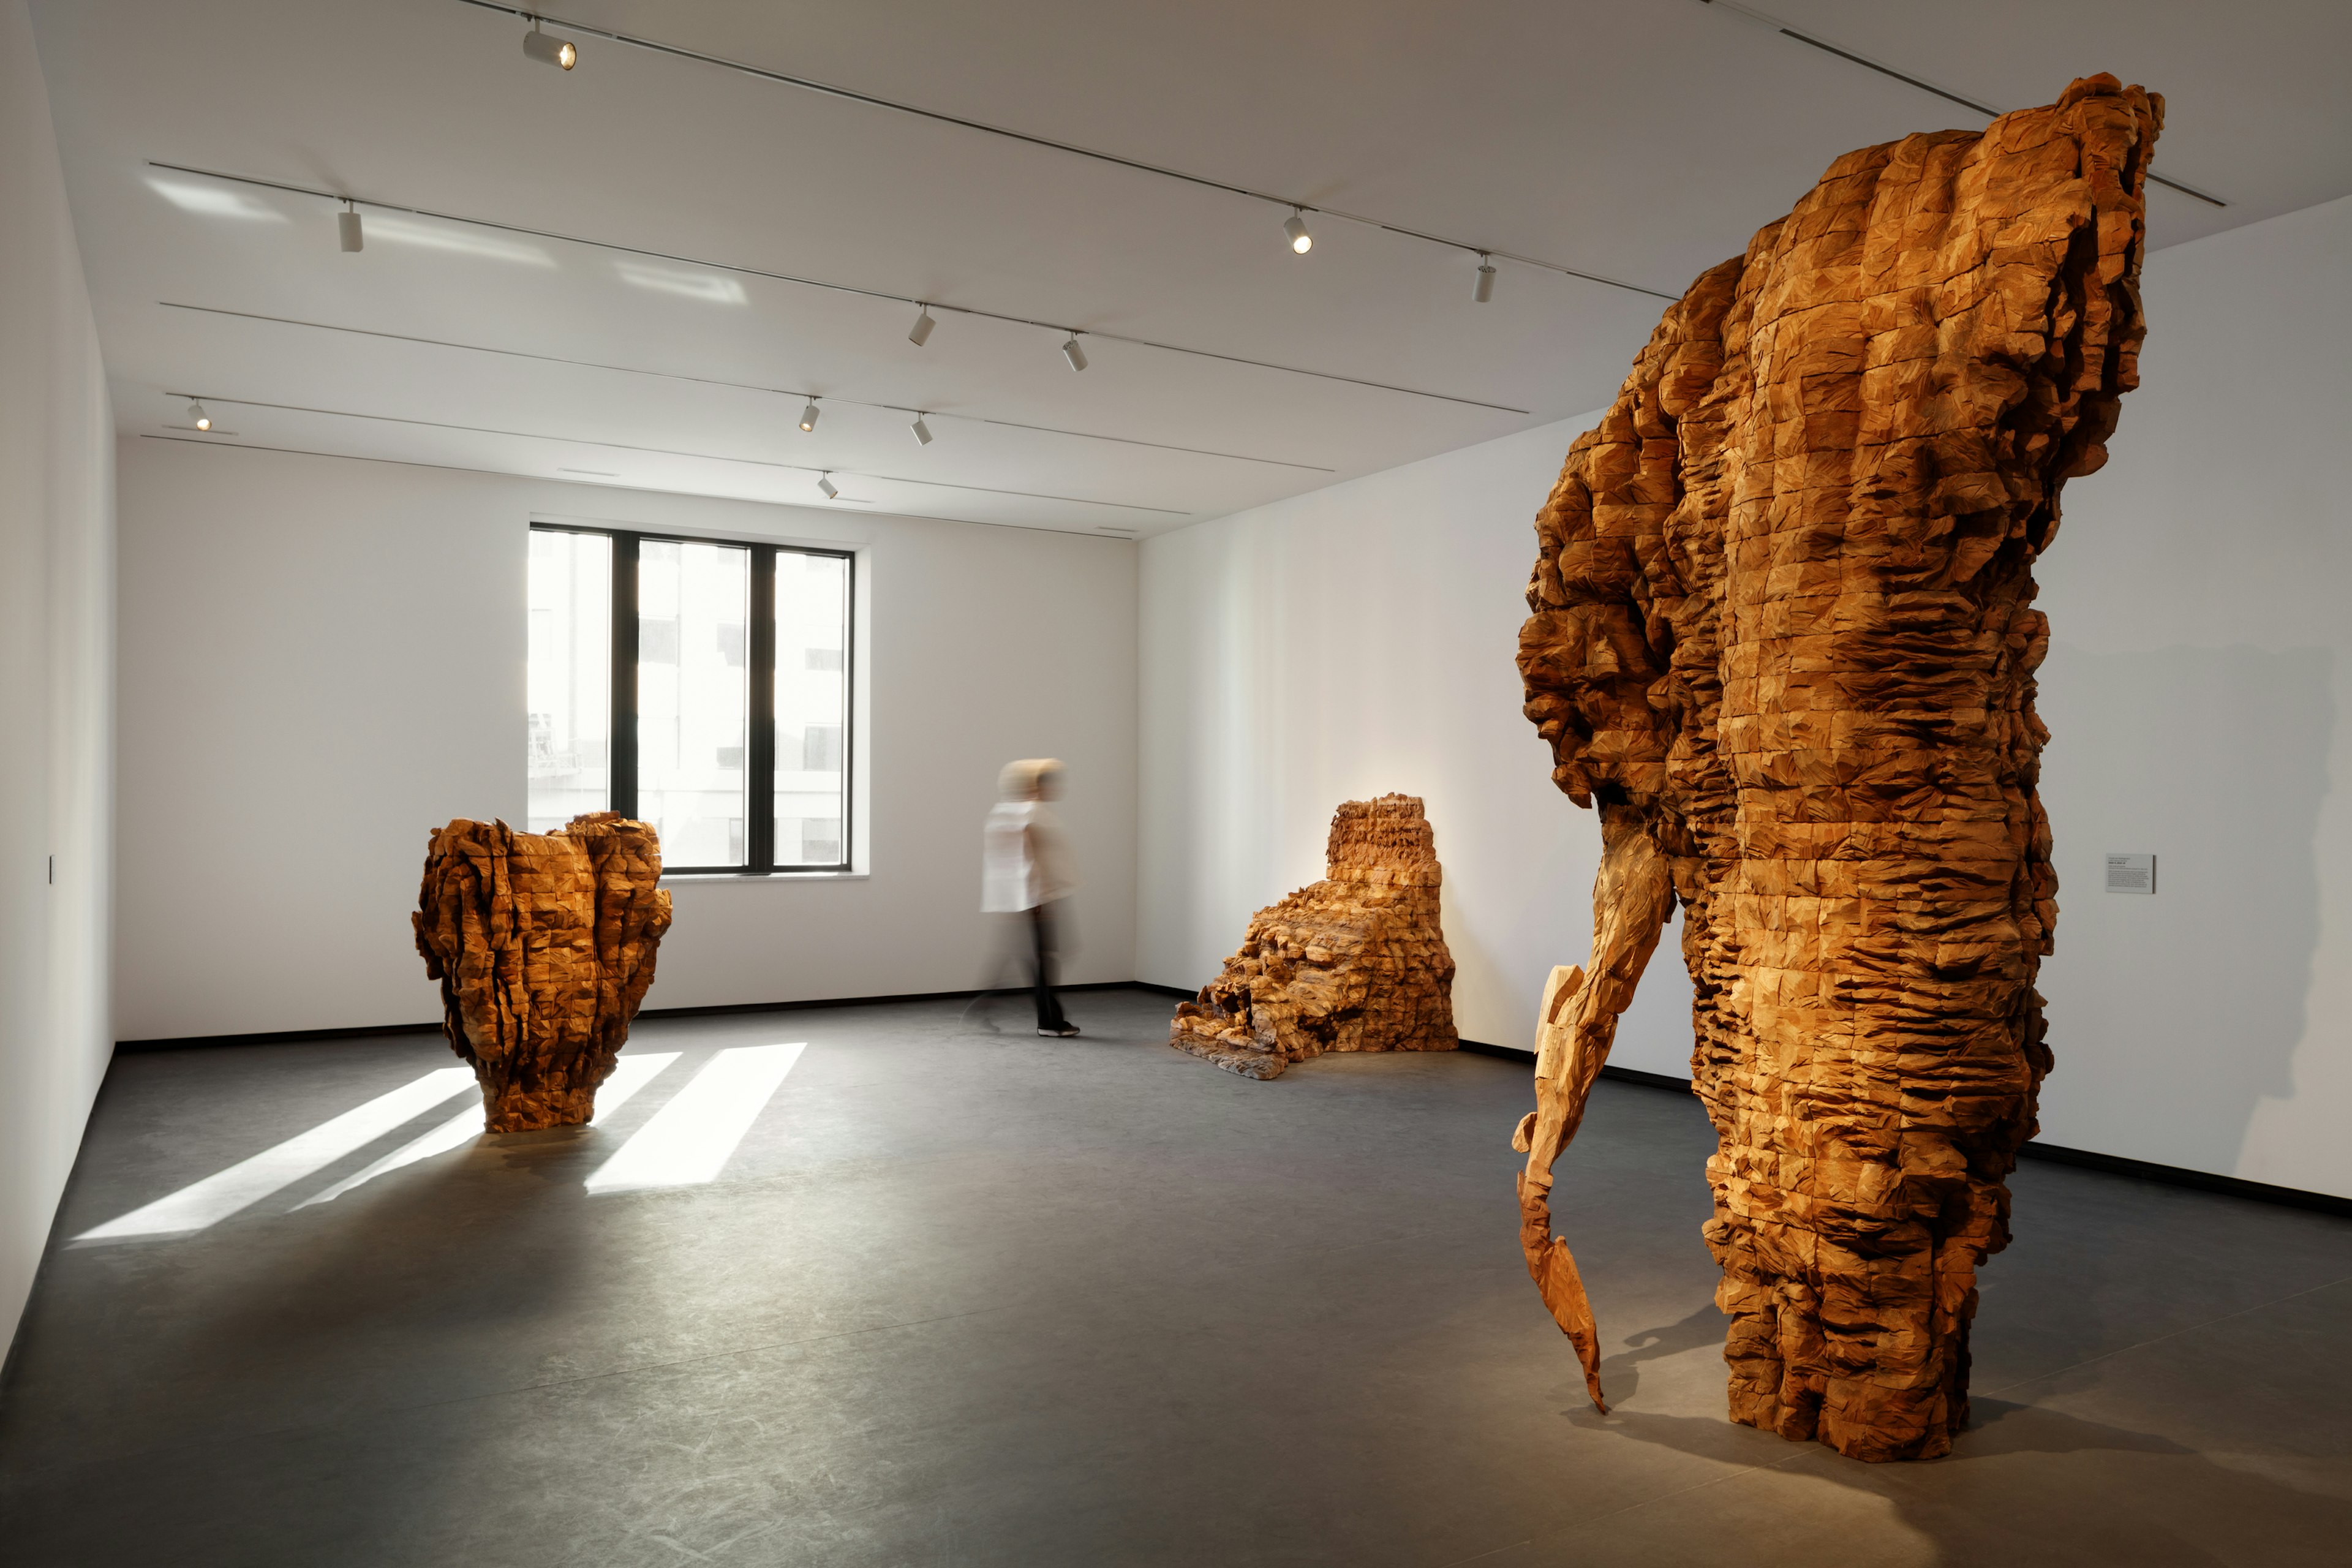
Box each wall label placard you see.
[2105,853,2156,894]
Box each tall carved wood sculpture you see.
[1171,794,1458,1079]
[414,812,674,1132]
[1512,77,2158,1462]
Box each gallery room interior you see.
[2,0,2348,1561]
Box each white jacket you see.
[981,801,1077,911]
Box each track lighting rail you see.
[1694,0,2225,207]
[159,303,1335,473]
[456,1,1673,301]
[156,390,1194,516]
[146,160,1533,415]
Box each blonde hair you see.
[998,758,1065,800]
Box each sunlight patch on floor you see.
[584,1044,805,1194]
[296,1052,688,1207]
[75,1068,478,1240]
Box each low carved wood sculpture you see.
[1511,77,2158,1462]
[1171,794,1458,1079]
[414,812,674,1133]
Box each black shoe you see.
[1037,1025,1081,1038]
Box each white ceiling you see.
[31,0,2352,537]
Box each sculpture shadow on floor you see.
[167,1121,614,1392]
[13,1108,730,1565]
[1581,1300,1729,1409]
[1556,1313,2352,1566]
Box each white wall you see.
[2032,192,2352,1199]
[116,439,1137,1040]
[1140,194,2352,1199]
[1136,412,1705,1071]
[0,0,115,1348]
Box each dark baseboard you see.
[116,1020,443,1052]
[638,980,1144,1022]
[1460,1047,2349,1218]
[2013,1140,2352,1217]
[113,980,1168,1052]
[1130,981,1196,1000]
[1596,1061,1697,1093]
[1462,1041,1695,1096]
[114,1001,2351,1219]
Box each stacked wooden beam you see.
[413,812,673,1132]
[1170,794,1457,1079]
[1512,76,2160,1461]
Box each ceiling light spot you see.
[1061,334,1088,372]
[1474,254,1495,303]
[1284,209,1313,254]
[339,203,363,253]
[187,399,211,431]
[614,262,747,304]
[144,176,288,223]
[816,474,839,500]
[366,216,555,266]
[799,399,821,433]
[908,304,937,347]
[910,414,933,446]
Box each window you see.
[528,524,853,874]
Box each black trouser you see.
[1028,902,1070,1030]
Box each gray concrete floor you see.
[1,987,2347,1566]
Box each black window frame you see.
[530,522,855,876]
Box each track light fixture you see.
[1474,254,1495,303]
[1283,208,1313,254]
[798,398,820,433]
[908,304,936,347]
[910,414,933,446]
[338,201,363,252]
[816,473,839,500]
[523,17,578,69]
[417,13,1682,296]
[148,161,1555,416]
[188,399,211,431]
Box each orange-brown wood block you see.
[1171,795,1458,1080]
[1512,77,2158,1462]
[413,812,674,1133]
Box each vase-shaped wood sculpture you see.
[1170,794,1457,1079]
[1511,76,2158,1461]
[414,812,674,1133]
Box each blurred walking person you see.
[980,758,1080,1037]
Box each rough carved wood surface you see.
[1512,77,2158,1461]
[413,812,674,1133]
[1171,794,1458,1079]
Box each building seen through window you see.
[527,525,851,872]
[637,538,748,867]
[526,528,610,832]
[775,550,848,865]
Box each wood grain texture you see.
[413,812,674,1133]
[1513,76,2159,1461]
[1170,795,1458,1080]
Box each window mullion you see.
[611,532,639,820]
[839,552,854,873]
[748,546,777,872]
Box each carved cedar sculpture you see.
[1170,794,1457,1079]
[413,812,674,1133]
[1512,77,2157,1461]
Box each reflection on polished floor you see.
[2,987,2347,1566]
